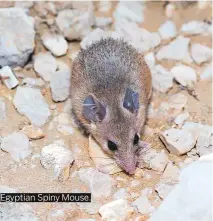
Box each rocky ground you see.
[0,1,212,221]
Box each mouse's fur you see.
[71,38,152,174]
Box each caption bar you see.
[0,193,91,203]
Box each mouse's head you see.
[82,88,148,175]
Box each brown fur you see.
[71,38,152,174]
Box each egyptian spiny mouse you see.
[71,38,152,174]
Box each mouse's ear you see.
[123,88,139,113]
[83,95,106,122]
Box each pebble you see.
[162,163,180,182]
[0,66,19,89]
[13,87,51,127]
[132,195,155,215]
[191,43,212,64]
[165,4,176,18]
[0,97,6,121]
[50,66,71,102]
[22,77,45,88]
[171,64,197,88]
[41,33,68,57]
[180,20,212,35]
[99,199,134,221]
[168,93,188,110]
[77,167,114,199]
[94,17,113,28]
[138,148,169,172]
[144,52,155,70]
[156,36,192,63]
[174,112,190,126]
[21,125,45,140]
[155,182,174,199]
[34,52,57,82]
[149,155,212,221]
[158,21,177,40]
[0,8,35,67]
[159,128,196,155]
[113,188,128,200]
[1,132,31,162]
[151,65,173,93]
[113,1,145,23]
[56,7,94,40]
[200,63,212,80]
[40,143,74,181]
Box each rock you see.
[144,52,155,70]
[40,143,74,181]
[80,28,121,49]
[56,6,94,41]
[50,67,71,102]
[113,188,128,200]
[0,185,17,193]
[1,132,31,162]
[174,112,190,126]
[57,124,74,135]
[196,134,212,157]
[165,4,176,18]
[180,21,212,35]
[159,128,196,155]
[114,1,145,23]
[200,63,212,80]
[0,97,6,121]
[138,148,169,172]
[156,36,192,63]
[149,155,212,221]
[132,195,155,215]
[171,64,197,88]
[115,19,161,53]
[158,21,177,40]
[41,33,68,57]
[151,65,173,93]
[99,199,134,221]
[94,17,113,28]
[13,87,51,127]
[0,202,37,221]
[168,93,188,110]
[155,182,174,199]
[191,43,212,64]
[77,199,100,215]
[88,136,122,174]
[77,167,113,199]
[21,125,45,140]
[162,163,180,182]
[14,1,34,9]
[34,52,57,82]
[0,8,35,67]
[22,77,45,88]
[98,1,112,12]
[0,66,19,89]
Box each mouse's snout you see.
[118,153,137,175]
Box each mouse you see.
[71,38,152,174]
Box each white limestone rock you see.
[78,167,114,199]
[42,33,68,57]
[151,65,173,93]
[0,66,19,89]
[171,64,197,88]
[165,4,176,18]
[99,199,134,221]
[181,21,212,36]
[149,155,212,221]
[56,6,94,41]
[158,21,177,40]
[34,52,57,82]
[98,1,112,12]
[113,1,145,23]
[21,125,45,140]
[57,124,74,135]
[174,112,190,126]
[13,87,51,127]
[191,43,212,65]
[40,143,74,181]
[50,67,71,102]
[155,182,174,199]
[0,97,6,121]
[22,77,45,88]
[144,52,155,70]
[14,1,34,9]
[0,8,35,67]
[1,132,31,162]
[94,17,112,28]
[162,163,180,182]
[156,36,192,63]
[168,93,188,110]
[200,63,212,80]
[113,188,128,200]
[160,128,196,155]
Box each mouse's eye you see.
[133,134,139,145]
[108,140,117,151]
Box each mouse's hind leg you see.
[71,109,90,137]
